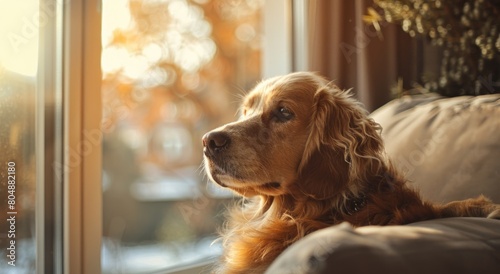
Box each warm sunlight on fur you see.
[202,72,500,274]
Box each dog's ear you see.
[296,85,384,200]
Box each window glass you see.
[0,1,39,272]
[101,0,262,272]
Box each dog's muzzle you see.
[202,130,231,158]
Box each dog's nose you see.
[202,131,230,153]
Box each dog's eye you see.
[273,107,294,122]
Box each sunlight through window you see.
[101,0,262,272]
[0,1,40,76]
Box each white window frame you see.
[263,0,310,77]
[62,0,102,273]
[262,0,294,78]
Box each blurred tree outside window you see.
[101,0,262,272]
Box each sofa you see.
[265,93,500,274]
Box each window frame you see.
[262,0,294,78]
[61,0,102,273]
[36,0,64,272]
[37,0,102,273]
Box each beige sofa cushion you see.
[370,93,500,204]
[266,218,500,274]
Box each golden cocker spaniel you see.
[202,72,500,274]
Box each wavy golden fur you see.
[202,72,500,274]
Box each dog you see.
[202,72,500,274]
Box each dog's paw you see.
[487,208,500,219]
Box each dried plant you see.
[367,0,500,96]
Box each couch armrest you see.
[370,93,500,204]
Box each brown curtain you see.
[305,0,423,111]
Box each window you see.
[1,1,40,272]
[100,0,263,272]
[0,0,291,273]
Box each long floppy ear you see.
[296,85,385,200]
